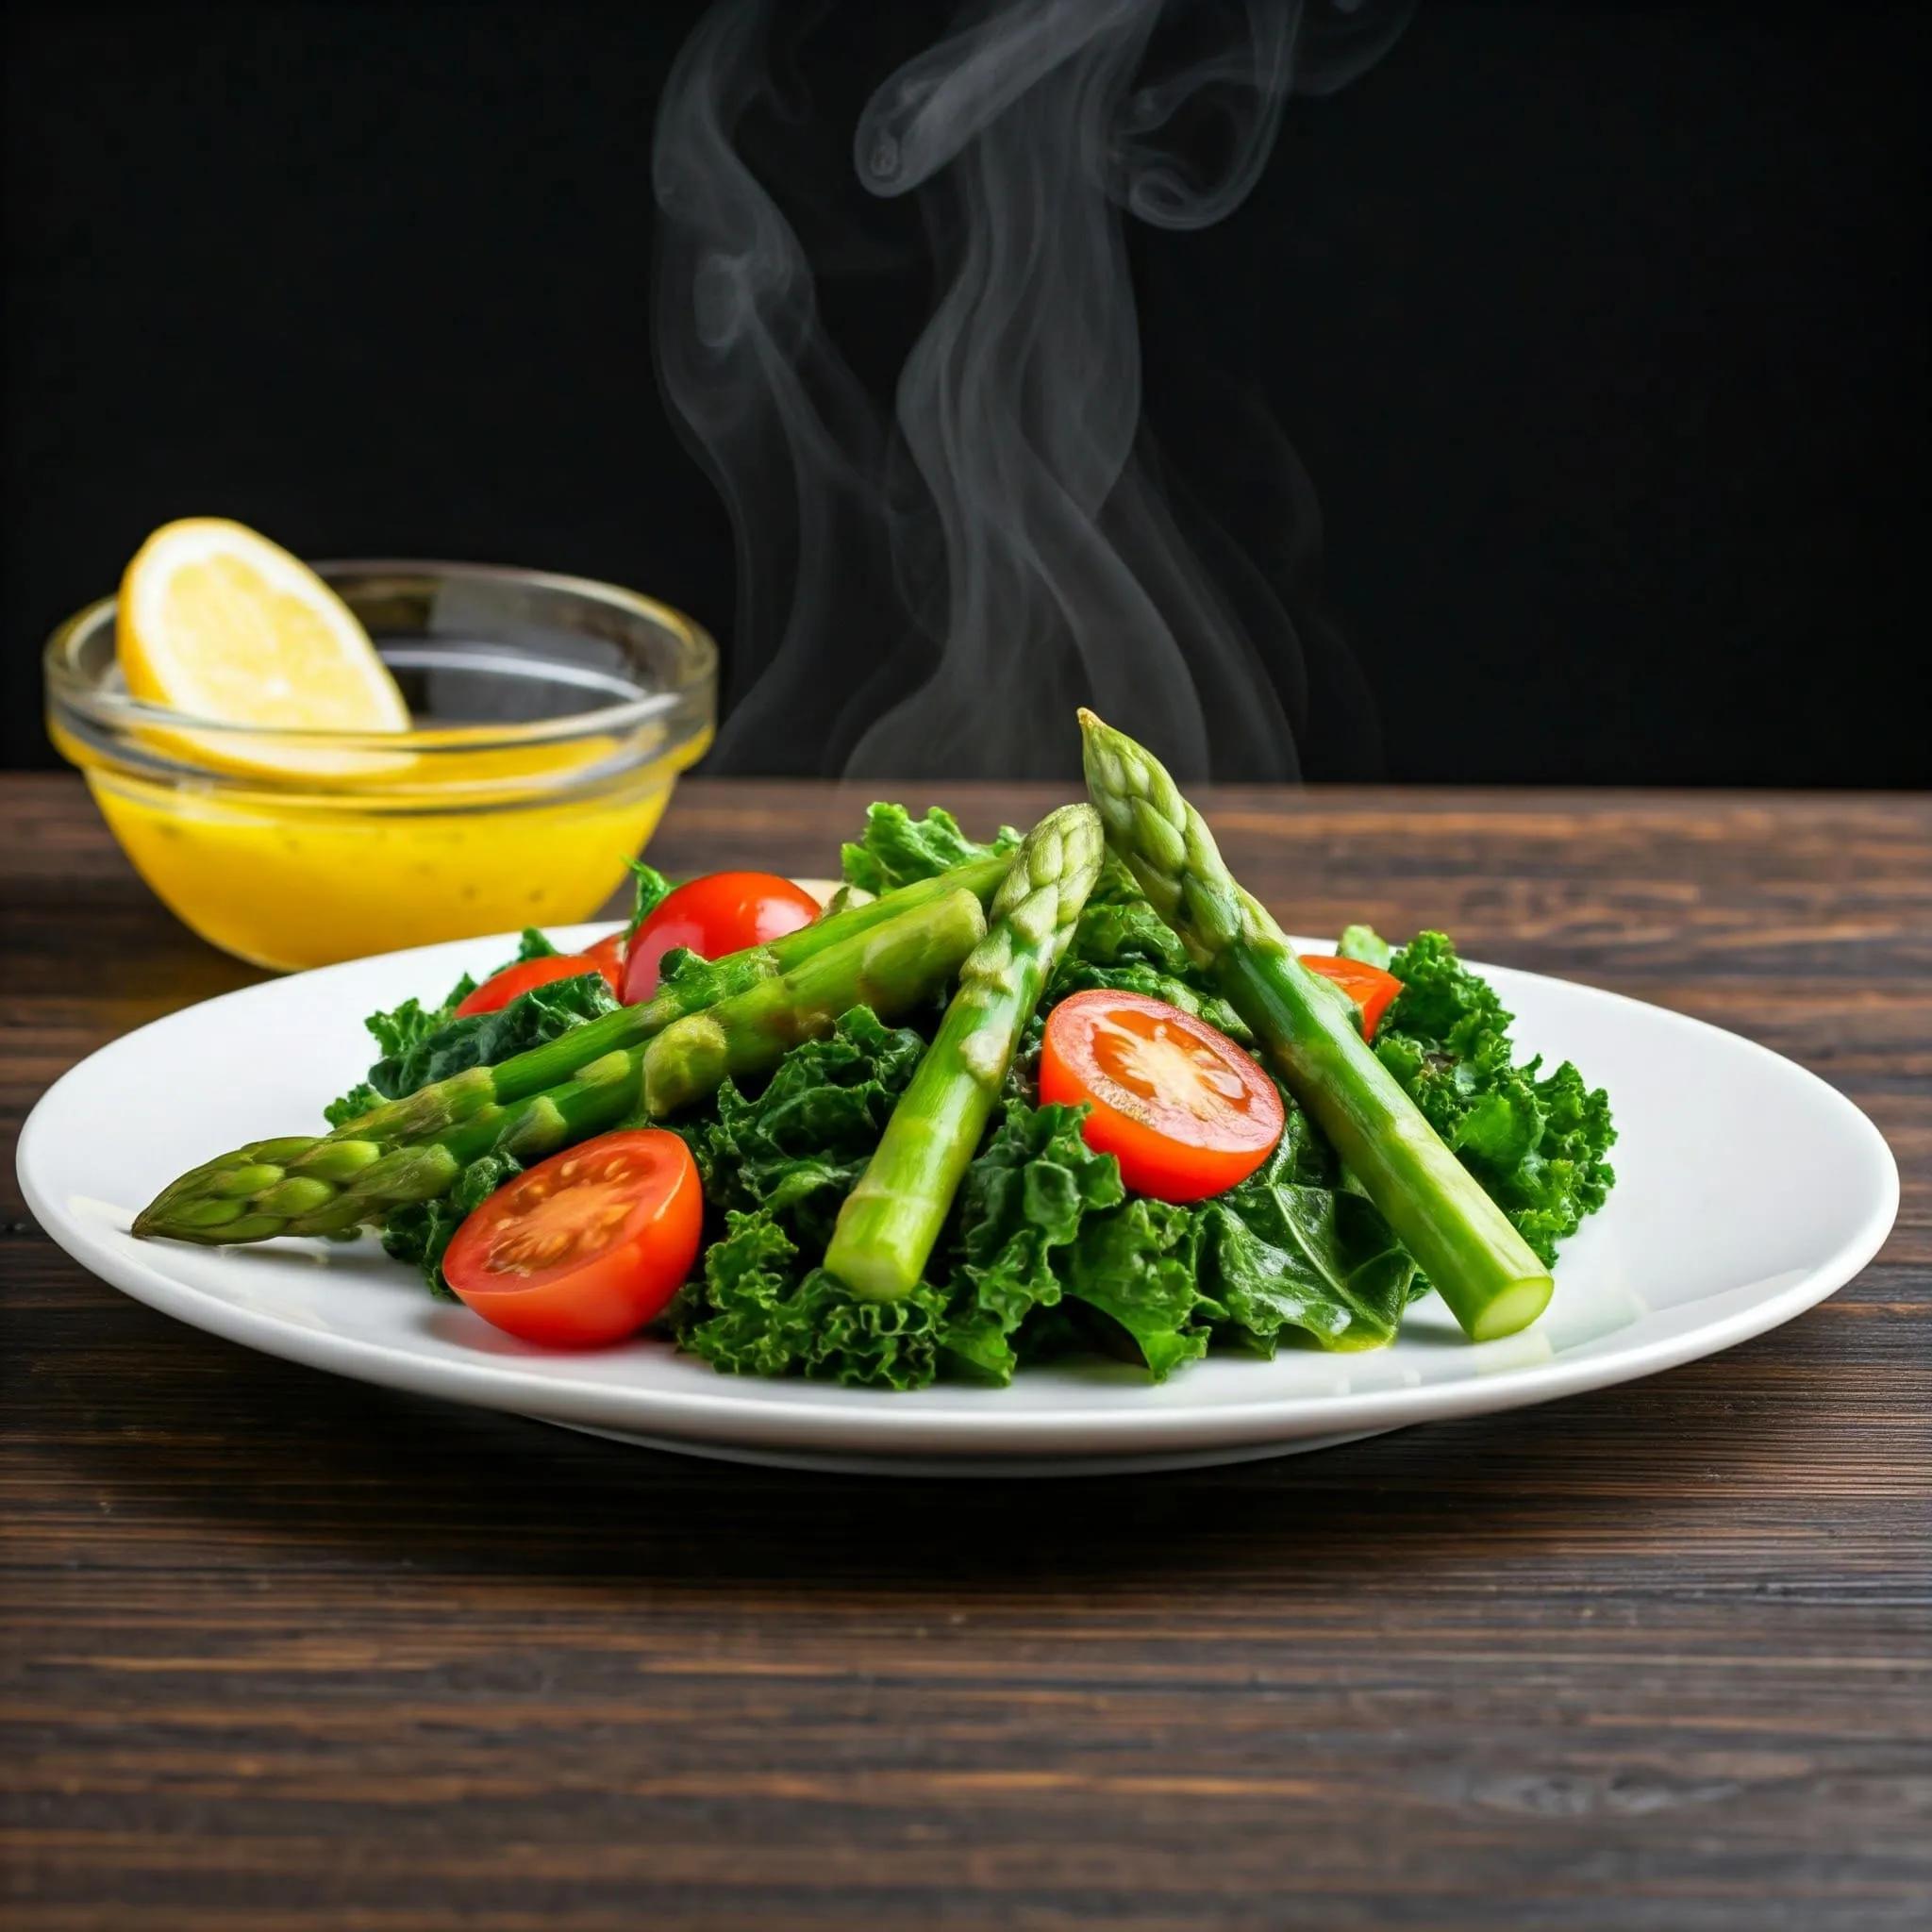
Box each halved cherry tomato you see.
[441,1129,702,1347]
[455,952,608,1017]
[581,929,628,995]
[1299,955,1404,1039]
[619,870,821,1004]
[1039,990,1284,1204]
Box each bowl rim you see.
[44,557,719,756]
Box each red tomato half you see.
[580,930,628,995]
[442,1129,702,1348]
[455,952,608,1017]
[1040,990,1284,1204]
[1299,955,1404,1039]
[619,870,821,1004]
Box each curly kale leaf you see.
[938,1100,1125,1381]
[323,926,605,1125]
[379,1150,524,1298]
[1038,891,1254,1043]
[1067,899,1195,977]
[326,985,469,1123]
[1374,930,1617,1266]
[676,1006,927,1253]
[621,859,675,941]
[1060,1197,1215,1379]
[840,802,1020,894]
[508,926,559,964]
[366,971,620,1105]
[1199,1105,1415,1353]
[1087,853,1155,908]
[1337,923,1393,969]
[675,1090,1205,1391]
[670,1210,950,1391]
[666,1008,945,1388]
[323,1081,387,1130]
[1045,958,1254,1046]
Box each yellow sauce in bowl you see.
[46,562,718,972]
[76,755,686,972]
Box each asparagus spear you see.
[135,856,1011,1239]
[333,847,1015,1144]
[135,887,989,1245]
[825,805,1105,1302]
[1077,709,1552,1342]
[340,850,1012,1128]
[641,888,987,1115]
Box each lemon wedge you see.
[118,519,409,733]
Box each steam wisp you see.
[654,0,1414,779]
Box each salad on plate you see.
[132,713,1616,1391]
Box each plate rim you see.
[16,924,1902,1465]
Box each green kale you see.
[621,859,675,941]
[323,926,591,1124]
[1066,899,1196,977]
[666,1007,950,1388]
[939,1100,1125,1381]
[1199,1104,1416,1352]
[379,1150,525,1298]
[324,981,473,1124]
[323,1082,386,1130]
[325,929,622,1266]
[364,988,469,1066]
[365,970,619,1104]
[508,926,559,964]
[676,1006,927,1253]
[1040,886,1254,1042]
[669,1211,951,1391]
[1374,930,1617,1266]
[1337,924,1393,969]
[840,802,1020,894]
[1060,1196,1214,1379]
[667,1031,1138,1388]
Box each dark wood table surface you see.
[4,773,1927,1931]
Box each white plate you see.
[18,922,1898,1477]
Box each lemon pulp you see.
[119,519,409,735]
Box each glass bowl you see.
[45,560,717,971]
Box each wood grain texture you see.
[3,773,1926,1931]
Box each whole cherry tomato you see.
[619,871,820,1004]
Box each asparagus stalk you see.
[135,887,989,1245]
[825,805,1105,1302]
[641,888,988,1116]
[135,856,1011,1237]
[1077,709,1551,1342]
[334,847,1015,1145]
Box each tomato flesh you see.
[1299,954,1404,1039]
[441,1129,702,1347]
[619,870,821,1004]
[1039,990,1284,1203]
[455,952,609,1017]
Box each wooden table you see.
[4,774,1927,1931]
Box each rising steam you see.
[654,0,1415,780]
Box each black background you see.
[4,1,1925,786]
